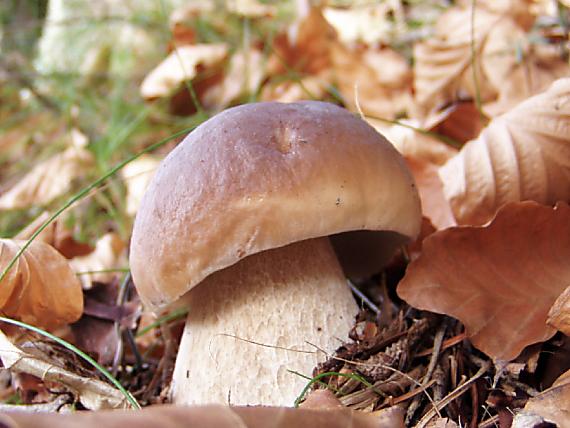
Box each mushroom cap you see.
[130,101,421,312]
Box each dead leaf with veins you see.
[70,233,127,289]
[0,146,94,210]
[439,78,570,226]
[412,2,567,118]
[513,369,570,428]
[397,201,570,362]
[413,5,502,115]
[0,239,83,331]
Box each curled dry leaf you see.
[121,154,161,217]
[0,330,126,410]
[0,146,94,210]
[397,202,570,362]
[70,233,127,289]
[0,403,403,428]
[512,369,570,428]
[140,44,228,100]
[439,78,570,226]
[0,239,83,330]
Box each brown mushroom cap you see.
[130,101,421,312]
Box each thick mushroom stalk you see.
[172,237,358,406]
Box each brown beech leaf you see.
[140,44,228,100]
[333,44,411,120]
[0,239,83,330]
[0,404,403,428]
[405,157,457,230]
[413,5,503,115]
[267,6,335,77]
[513,369,570,428]
[202,47,265,110]
[0,146,94,210]
[372,120,458,166]
[413,3,567,118]
[547,285,570,336]
[439,78,570,226]
[397,201,570,361]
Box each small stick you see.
[415,361,491,428]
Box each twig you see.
[414,360,491,428]
[347,280,380,315]
[0,394,71,413]
[406,323,446,424]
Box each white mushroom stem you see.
[171,237,359,406]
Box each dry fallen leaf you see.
[413,2,567,118]
[0,146,94,210]
[397,201,570,361]
[0,239,83,330]
[70,233,127,289]
[268,6,335,77]
[547,285,570,336]
[413,5,502,115]
[405,157,457,230]
[202,47,265,110]
[140,44,228,100]
[0,403,403,428]
[121,154,161,217]
[373,120,457,166]
[512,369,570,428]
[332,43,411,120]
[323,3,393,45]
[439,78,570,226]
[15,212,93,259]
[0,329,127,410]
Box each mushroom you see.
[129,101,421,406]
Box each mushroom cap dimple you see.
[130,101,421,312]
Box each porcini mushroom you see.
[129,101,421,406]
